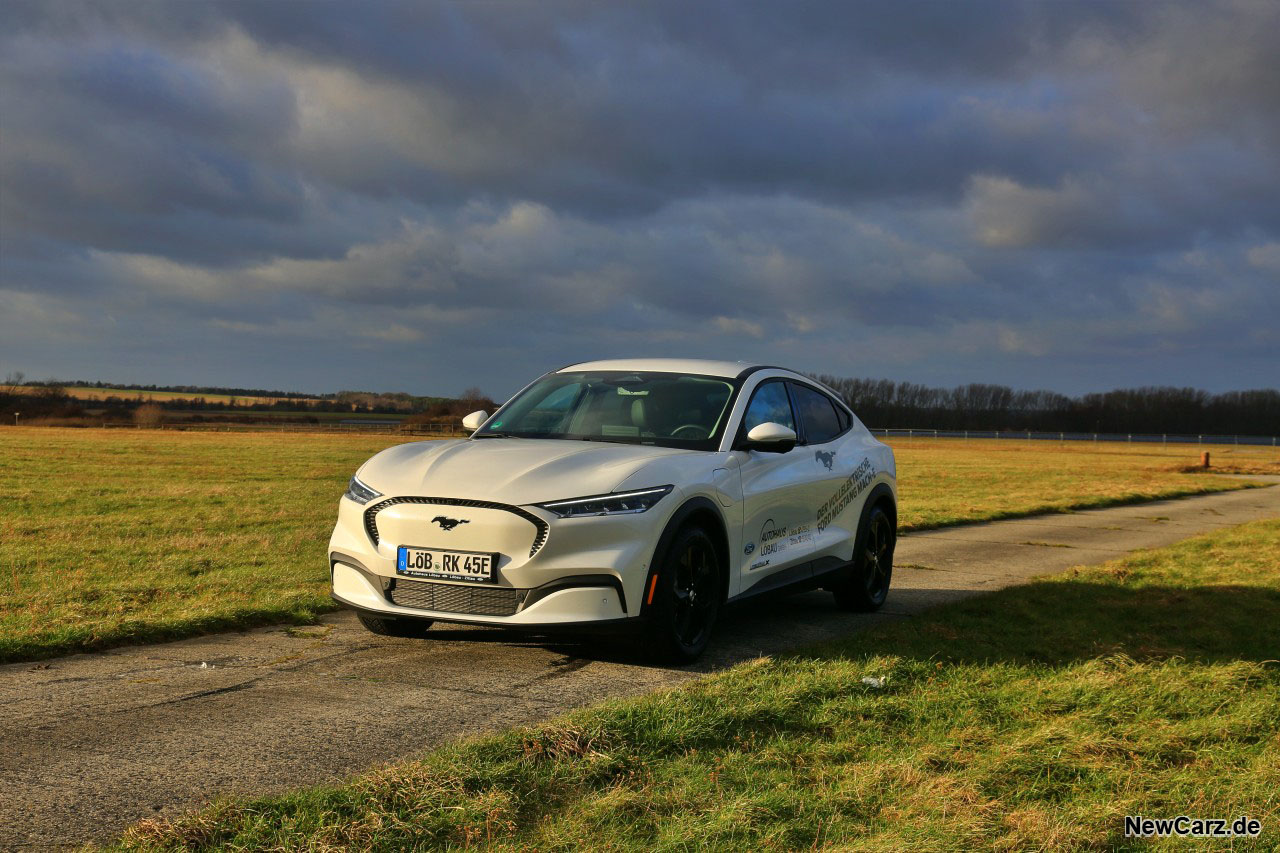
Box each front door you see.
[732,379,815,594]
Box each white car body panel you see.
[329,360,897,633]
[735,445,816,585]
[567,357,756,380]
[355,438,693,506]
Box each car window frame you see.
[785,380,851,447]
[732,378,798,449]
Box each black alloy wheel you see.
[833,504,895,612]
[645,526,722,663]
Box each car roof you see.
[557,358,776,379]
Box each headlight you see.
[344,474,382,505]
[537,485,673,518]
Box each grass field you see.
[0,428,1268,663]
[0,428,401,662]
[113,518,1280,851]
[889,436,1277,526]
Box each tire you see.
[642,525,723,664]
[833,504,895,612]
[357,611,435,638]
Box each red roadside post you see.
[1201,451,1211,468]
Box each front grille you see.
[388,578,527,617]
[363,496,549,557]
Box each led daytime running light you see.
[344,475,383,505]
[538,485,673,518]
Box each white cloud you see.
[712,316,764,338]
[966,175,1096,249]
[0,289,97,343]
[996,326,1049,357]
[1246,242,1280,273]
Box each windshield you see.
[477,371,738,450]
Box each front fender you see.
[641,496,730,615]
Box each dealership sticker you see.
[816,456,875,533]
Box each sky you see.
[2,0,1278,400]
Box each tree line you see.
[51,379,320,399]
[4,370,1275,435]
[0,373,466,418]
[27,378,457,413]
[814,376,1280,436]
[0,372,499,425]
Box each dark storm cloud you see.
[196,1,1130,209]
[1,0,1276,395]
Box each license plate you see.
[396,546,498,583]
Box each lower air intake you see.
[388,578,526,617]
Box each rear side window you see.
[742,380,795,434]
[790,383,842,444]
[835,404,852,431]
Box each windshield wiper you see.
[473,431,513,439]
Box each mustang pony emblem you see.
[432,516,470,531]
[814,450,837,470]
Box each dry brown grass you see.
[132,403,166,426]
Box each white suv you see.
[330,359,897,661]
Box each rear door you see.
[788,381,863,566]
[732,379,816,593]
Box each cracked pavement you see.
[2,481,1277,849]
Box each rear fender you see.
[826,483,896,587]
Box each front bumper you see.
[329,492,668,628]
[331,556,632,629]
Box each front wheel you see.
[643,526,722,663]
[833,504,895,612]
[357,611,435,638]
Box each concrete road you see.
[2,482,1277,849]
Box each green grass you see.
[0,428,418,662]
[0,428,1265,663]
[887,437,1270,529]
[113,518,1280,851]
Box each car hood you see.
[358,438,696,506]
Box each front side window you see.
[477,371,735,450]
[790,383,842,444]
[741,380,796,434]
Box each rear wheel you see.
[833,504,895,611]
[357,611,435,638]
[643,525,722,663]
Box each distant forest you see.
[47,379,450,412]
[0,373,496,426]
[816,376,1280,436]
[1,373,1276,435]
[56,379,323,399]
